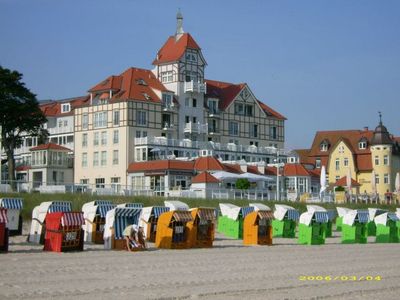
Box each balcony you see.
[184,81,207,94]
[162,123,174,131]
[208,127,220,135]
[208,109,221,118]
[184,122,208,134]
[47,126,74,135]
[162,103,175,112]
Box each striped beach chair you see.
[243,209,274,246]
[341,209,369,244]
[117,203,144,208]
[44,212,85,252]
[28,201,72,244]
[82,201,116,243]
[139,206,170,242]
[375,213,399,243]
[103,207,142,250]
[0,208,9,253]
[298,210,329,245]
[0,198,23,236]
[272,204,299,238]
[217,203,255,239]
[187,207,216,248]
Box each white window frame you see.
[229,121,239,136]
[136,111,147,126]
[82,152,88,167]
[61,103,71,113]
[94,111,107,128]
[94,132,99,146]
[82,113,88,129]
[113,150,119,165]
[113,110,120,126]
[82,133,88,147]
[101,151,107,166]
[93,152,99,167]
[113,130,119,144]
[101,131,107,146]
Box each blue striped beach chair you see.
[0,198,23,236]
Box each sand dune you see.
[1,227,399,300]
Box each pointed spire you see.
[378,111,382,125]
[175,9,184,40]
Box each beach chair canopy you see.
[0,208,7,223]
[0,198,23,210]
[374,212,399,226]
[93,200,113,205]
[306,205,326,213]
[195,208,216,221]
[257,210,274,220]
[219,203,239,217]
[274,204,299,221]
[250,203,271,211]
[368,208,387,221]
[111,207,142,239]
[164,200,189,211]
[336,207,352,217]
[343,210,370,226]
[61,212,85,227]
[172,211,193,223]
[97,204,116,218]
[300,211,329,226]
[48,201,72,213]
[326,210,336,221]
[141,206,170,222]
[117,203,144,208]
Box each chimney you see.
[363,126,368,131]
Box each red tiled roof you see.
[265,166,278,176]
[205,79,245,110]
[192,172,220,184]
[283,164,311,176]
[40,96,89,117]
[153,33,201,64]
[127,160,194,173]
[88,67,170,104]
[334,176,361,187]
[30,143,72,152]
[194,156,225,171]
[256,100,287,120]
[246,165,262,175]
[222,163,243,174]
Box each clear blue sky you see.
[1,0,399,149]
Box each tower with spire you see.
[152,11,208,140]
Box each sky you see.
[1,0,399,150]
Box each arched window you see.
[320,140,330,152]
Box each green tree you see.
[236,178,250,190]
[0,66,47,188]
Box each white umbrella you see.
[371,170,377,194]
[346,168,352,193]
[395,172,400,193]
[319,165,326,198]
[239,172,274,182]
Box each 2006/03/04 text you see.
[299,276,382,281]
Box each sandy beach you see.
[1,225,399,300]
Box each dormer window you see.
[359,138,368,150]
[320,140,329,152]
[61,103,71,113]
[142,93,151,101]
[162,93,173,108]
[136,79,147,86]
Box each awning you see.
[239,172,274,182]
[48,201,72,213]
[97,204,116,218]
[61,212,85,227]
[197,208,215,220]
[124,203,144,208]
[286,209,300,221]
[0,208,8,223]
[258,210,274,220]
[211,171,242,181]
[356,211,370,223]
[314,211,329,223]
[153,206,170,218]
[94,200,113,206]
[173,211,193,223]
[114,207,142,218]
[0,198,23,210]
[240,206,255,218]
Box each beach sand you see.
[1,225,399,300]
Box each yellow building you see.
[297,118,400,200]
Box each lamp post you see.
[267,159,285,201]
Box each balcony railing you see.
[184,122,208,134]
[208,109,221,117]
[162,123,174,131]
[184,81,207,93]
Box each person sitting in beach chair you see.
[123,224,145,251]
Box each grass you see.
[0,192,398,220]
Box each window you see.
[82,153,88,167]
[94,132,99,146]
[359,141,367,149]
[229,122,239,136]
[270,126,277,140]
[61,103,70,113]
[185,116,190,124]
[335,158,340,171]
[344,157,349,166]
[58,120,62,128]
[192,98,197,107]
[208,100,218,114]
[113,150,119,165]
[63,120,68,127]
[82,133,88,147]
[101,131,107,145]
[383,155,389,165]
[315,159,321,168]
[94,112,107,128]
[185,98,190,107]
[101,151,107,166]
[82,114,88,129]
[384,174,389,184]
[113,110,120,126]
[95,178,105,188]
[250,124,258,138]
[111,177,121,193]
[161,71,173,83]
[320,142,329,152]
[245,105,253,116]
[93,152,99,166]
[162,94,173,107]
[375,174,380,184]
[338,146,344,154]
[234,103,244,115]
[113,130,119,144]
[192,117,197,123]
[80,179,89,185]
[136,111,147,126]
[375,156,379,166]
